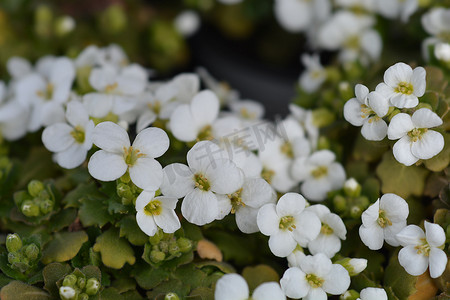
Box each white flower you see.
[174,10,200,38]
[396,221,448,278]
[169,90,219,142]
[376,0,418,22]
[196,68,239,105]
[88,121,169,190]
[357,287,388,300]
[59,286,76,299]
[299,54,327,93]
[280,253,351,299]
[216,177,277,233]
[0,99,30,141]
[287,246,306,267]
[135,190,180,236]
[422,8,450,38]
[435,42,450,62]
[215,274,286,300]
[42,101,95,169]
[257,193,321,257]
[375,62,425,109]
[6,57,32,80]
[291,150,346,202]
[229,100,265,125]
[344,84,390,141]
[160,141,243,225]
[288,104,319,150]
[359,193,409,250]
[387,108,444,166]
[171,73,200,103]
[305,204,347,258]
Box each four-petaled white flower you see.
[299,54,327,94]
[42,101,94,169]
[306,204,347,258]
[215,273,286,300]
[376,62,425,109]
[88,121,169,190]
[160,141,243,226]
[135,190,180,236]
[387,108,444,166]
[359,193,409,250]
[257,193,321,257]
[396,221,448,278]
[344,84,389,141]
[280,253,351,300]
[357,287,388,300]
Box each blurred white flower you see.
[174,10,200,37]
[397,221,447,278]
[358,287,388,300]
[299,54,327,93]
[387,108,444,166]
[376,0,418,22]
[215,274,286,300]
[359,193,409,250]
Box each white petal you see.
[241,178,276,208]
[169,104,198,142]
[158,196,178,210]
[215,274,249,300]
[304,288,327,300]
[355,84,369,103]
[269,231,297,257]
[207,159,243,194]
[305,204,330,220]
[361,199,380,226]
[252,282,286,300]
[160,163,194,198]
[190,90,219,128]
[393,136,418,166]
[66,101,89,127]
[322,264,351,295]
[390,93,418,109]
[308,234,341,258]
[55,143,87,169]
[83,93,113,118]
[136,211,158,236]
[384,221,407,247]
[257,204,281,236]
[129,157,163,190]
[92,121,130,153]
[276,193,306,217]
[384,63,412,87]
[387,113,414,140]
[398,245,429,276]
[235,206,259,234]
[380,193,409,222]
[359,225,384,250]
[181,189,218,225]
[411,67,426,97]
[396,225,425,246]
[135,190,155,210]
[411,108,443,128]
[88,150,127,181]
[323,213,347,240]
[429,248,448,278]
[301,179,331,202]
[136,110,157,133]
[309,150,335,165]
[425,221,446,247]
[42,123,74,152]
[327,162,346,190]
[132,127,169,158]
[411,130,444,160]
[280,267,309,299]
[375,83,395,99]
[300,253,332,277]
[153,207,181,234]
[368,92,389,117]
[187,140,224,173]
[215,194,232,220]
[360,288,388,300]
[292,211,321,247]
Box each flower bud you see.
[116,183,132,198]
[333,195,347,213]
[176,238,192,253]
[99,4,127,35]
[343,178,361,198]
[21,200,40,217]
[338,81,353,101]
[435,43,450,63]
[85,278,100,295]
[39,199,54,214]
[7,251,22,265]
[312,108,335,128]
[340,290,360,300]
[6,233,22,253]
[149,230,164,245]
[350,206,362,219]
[336,258,367,276]
[38,189,51,201]
[54,16,75,37]
[120,172,131,183]
[150,250,166,263]
[168,241,180,256]
[165,292,180,300]
[78,293,89,300]
[24,244,39,261]
[63,274,78,287]
[159,241,169,253]
[77,276,86,289]
[59,286,77,300]
[27,180,44,197]
[34,5,53,38]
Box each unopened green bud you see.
[343,178,361,198]
[340,289,360,300]
[338,81,353,101]
[336,258,367,276]
[77,276,86,289]
[386,107,400,121]
[165,292,180,300]
[120,172,131,183]
[25,244,39,260]
[85,278,100,295]
[59,286,77,300]
[63,274,78,287]
[350,205,362,219]
[54,16,75,37]
[99,4,127,34]
[325,67,340,83]
[7,251,22,265]
[21,200,40,217]
[333,195,347,213]
[117,183,131,197]
[317,136,330,150]
[177,237,192,253]
[14,191,29,207]
[38,189,50,201]
[79,293,89,300]
[312,108,335,128]
[168,241,180,256]
[39,199,54,214]
[159,241,169,253]
[150,250,166,263]
[28,180,44,197]
[355,196,370,209]
[6,233,22,253]
[35,5,53,38]
[149,230,164,245]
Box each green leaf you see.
[81,265,102,282]
[41,231,88,264]
[384,252,418,300]
[111,277,136,293]
[121,290,144,300]
[195,261,235,274]
[62,182,101,208]
[242,265,280,292]
[0,253,27,281]
[173,264,207,291]
[79,196,114,228]
[93,228,135,269]
[132,263,170,289]
[118,215,148,246]
[353,136,389,162]
[188,287,214,300]
[0,281,51,300]
[376,152,429,199]
[100,287,125,300]
[48,208,77,232]
[424,133,450,172]
[146,278,189,300]
[0,274,13,288]
[42,263,72,298]
[18,147,59,188]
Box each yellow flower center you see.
[279,216,296,231]
[197,125,213,141]
[261,167,275,184]
[228,188,245,214]
[415,238,431,257]
[143,200,162,216]
[407,128,428,143]
[280,142,294,159]
[123,146,145,166]
[395,82,414,95]
[70,126,85,144]
[148,100,161,115]
[345,35,360,50]
[305,274,324,288]
[105,82,118,93]
[377,210,392,228]
[36,83,54,100]
[320,223,334,235]
[311,166,328,179]
[240,108,256,120]
[194,173,210,191]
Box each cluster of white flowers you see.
[421,7,450,62]
[344,62,444,166]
